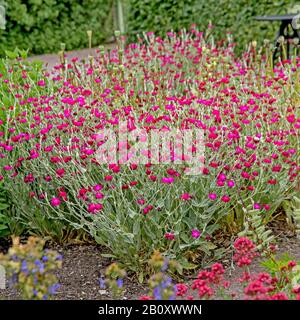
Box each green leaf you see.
[177,258,197,270]
[138,272,144,283]
[0,229,10,237]
[5,50,19,59]
[128,208,138,219]
[206,242,217,250]
[101,253,117,259]
[0,203,9,210]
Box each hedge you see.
[126,0,300,52]
[0,0,114,55]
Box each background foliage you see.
[125,0,300,51]
[0,0,114,55]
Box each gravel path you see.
[27,44,116,70]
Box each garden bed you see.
[0,28,299,300]
[1,219,299,300]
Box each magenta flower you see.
[95,192,104,199]
[164,232,175,240]
[24,174,35,183]
[181,193,192,200]
[191,229,201,239]
[37,80,46,86]
[44,175,52,182]
[208,193,217,200]
[56,168,65,177]
[88,203,103,214]
[5,145,13,151]
[93,184,103,191]
[221,195,230,203]
[218,173,227,181]
[227,180,235,188]
[161,177,174,184]
[143,205,153,214]
[51,197,61,206]
[137,198,145,205]
[216,180,225,187]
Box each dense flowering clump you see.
[176,283,189,296]
[190,262,226,299]
[233,237,258,267]
[0,27,299,272]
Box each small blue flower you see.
[34,259,45,273]
[11,254,19,262]
[55,254,63,261]
[153,286,162,300]
[99,277,106,289]
[161,260,169,272]
[116,278,123,288]
[21,260,28,274]
[48,283,60,295]
[34,259,40,265]
[42,256,49,262]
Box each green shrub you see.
[126,0,300,52]
[0,0,114,55]
[2,1,300,56]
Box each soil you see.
[0,217,299,300]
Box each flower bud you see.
[86,30,92,38]
[277,36,285,44]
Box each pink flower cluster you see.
[233,237,258,267]
[190,263,225,299]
